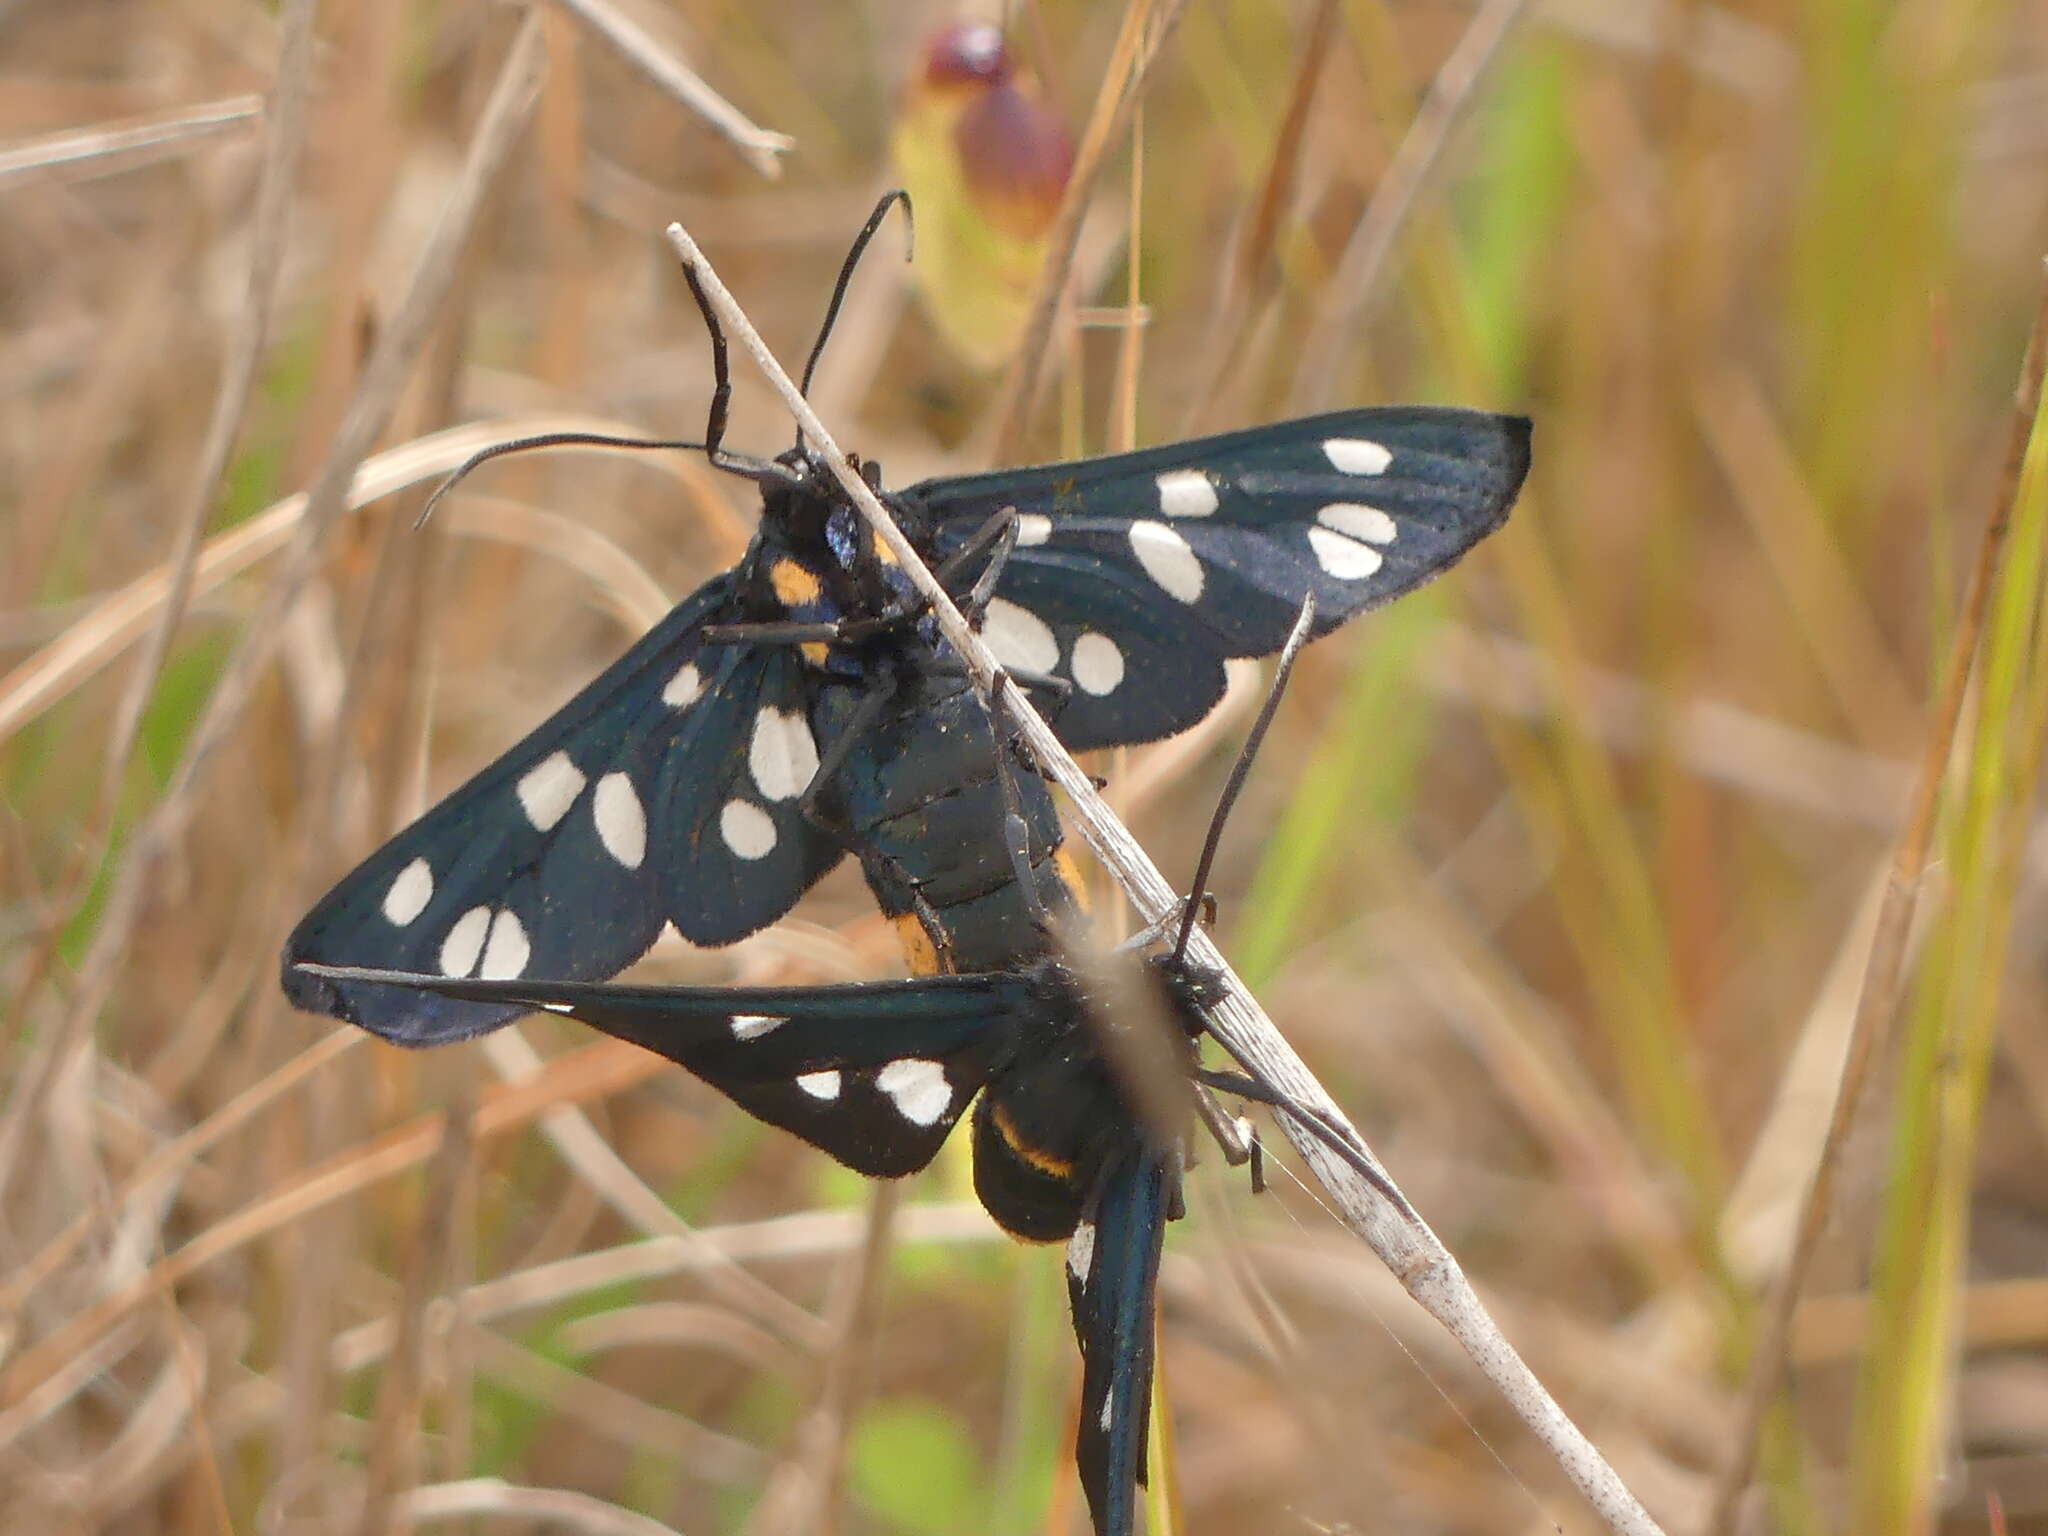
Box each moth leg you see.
[1184,1083,1258,1170]
[795,673,900,850]
[934,508,1022,620]
[961,660,1073,745]
[824,506,1021,642]
[988,730,1058,937]
[1116,893,1217,955]
[1003,665,1074,716]
[1195,1068,1410,1215]
[700,620,846,648]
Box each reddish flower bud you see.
[893,24,1073,369]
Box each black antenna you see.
[1172,593,1316,962]
[415,430,704,532]
[795,190,914,446]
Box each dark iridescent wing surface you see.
[916,407,1530,747]
[290,964,1032,1177]
[1067,1142,1174,1536]
[283,573,841,1042]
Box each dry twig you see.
[554,0,793,177]
[0,95,264,188]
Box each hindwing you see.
[291,963,1035,1176]
[1067,1141,1174,1536]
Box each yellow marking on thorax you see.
[892,912,946,977]
[801,641,831,667]
[770,558,824,607]
[867,529,902,568]
[989,1101,1075,1179]
[1050,848,1089,912]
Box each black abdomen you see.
[824,668,1077,976]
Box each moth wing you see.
[283,574,840,1042]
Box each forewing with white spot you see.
[283,573,839,1044]
[915,406,1529,746]
[957,552,1230,748]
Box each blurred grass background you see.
[6,0,2048,1532]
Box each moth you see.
[282,195,1528,1031]
[280,193,1530,1532]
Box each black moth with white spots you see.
[280,203,1528,1536]
[290,951,1210,1536]
[282,405,1529,1039]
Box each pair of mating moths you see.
[283,213,1530,1536]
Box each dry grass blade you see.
[463,1326,763,1481]
[0,94,263,188]
[0,1030,357,1321]
[986,0,1193,459]
[663,220,1668,1536]
[72,0,316,1053]
[477,1028,828,1348]
[559,1303,797,1374]
[44,12,550,1092]
[98,8,312,757]
[1428,625,1913,831]
[353,1090,474,1536]
[555,0,794,177]
[0,1036,667,1440]
[1178,0,1340,431]
[398,1477,683,1535]
[1693,365,1920,744]
[328,1204,1000,1378]
[0,415,676,749]
[1704,261,2048,1532]
[741,1182,903,1536]
[1289,0,1533,411]
[1715,862,1905,1284]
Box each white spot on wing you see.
[517,751,586,832]
[438,905,492,976]
[981,597,1060,674]
[1070,633,1124,696]
[1014,513,1052,546]
[381,858,433,926]
[1317,503,1398,544]
[1128,521,1204,603]
[720,799,778,860]
[731,1014,787,1040]
[1068,1220,1096,1283]
[1323,437,1393,475]
[796,1070,841,1100]
[593,773,647,869]
[875,1059,952,1126]
[749,707,820,802]
[1099,1394,1114,1432]
[1308,526,1385,580]
[1155,468,1218,518]
[480,909,530,980]
[662,661,703,709]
